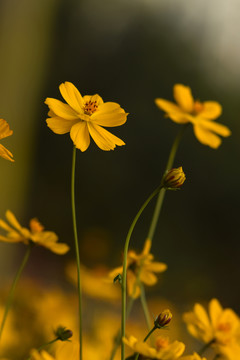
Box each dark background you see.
[0,0,239,312]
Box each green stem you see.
[134,326,157,360]
[71,145,82,360]
[198,339,215,356]
[0,244,32,342]
[121,185,162,360]
[140,284,151,331]
[27,337,58,360]
[147,125,188,241]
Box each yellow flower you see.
[30,341,79,360]
[179,353,207,360]
[0,210,69,254]
[45,81,128,151]
[0,119,14,162]
[108,238,167,298]
[155,84,231,148]
[183,299,240,346]
[215,341,240,360]
[123,335,185,359]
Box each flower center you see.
[217,322,232,332]
[84,100,98,115]
[193,100,204,114]
[30,218,44,233]
[155,337,169,350]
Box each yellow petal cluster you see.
[183,298,240,358]
[0,119,14,162]
[45,82,128,151]
[123,335,185,359]
[108,238,167,298]
[30,341,79,360]
[0,210,69,254]
[155,84,231,148]
[179,353,206,360]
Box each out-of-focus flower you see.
[123,335,185,359]
[0,119,14,162]
[179,353,206,360]
[155,84,231,148]
[162,167,186,189]
[155,309,172,328]
[45,81,128,151]
[183,298,240,359]
[108,238,167,298]
[0,210,69,254]
[30,341,79,360]
[66,262,120,302]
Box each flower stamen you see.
[84,100,98,115]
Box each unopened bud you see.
[54,326,73,341]
[154,309,172,328]
[162,167,186,189]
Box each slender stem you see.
[134,326,157,360]
[121,185,162,360]
[71,145,82,360]
[27,337,58,360]
[0,244,32,342]
[147,125,188,241]
[140,284,151,331]
[198,339,215,356]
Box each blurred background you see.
[0,0,239,339]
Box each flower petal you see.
[45,98,79,120]
[0,144,14,162]
[144,261,167,273]
[83,94,104,106]
[193,124,222,148]
[70,121,90,152]
[155,99,189,124]
[173,84,194,113]
[46,116,79,134]
[209,298,223,329]
[200,101,222,119]
[197,118,231,137]
[91,102,128,127]
[59,82,84,114]
[6,210,22,231]
[140,270,157,285]
[0,119,13,140]
[87,123,125,151]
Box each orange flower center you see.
[193,100,204,114]
[155,337,169,350]
[217,322,232,332]
[84,100,98,115]
[29,218,44,233]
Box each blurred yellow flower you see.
[31,341,79,360]
[45,81,128,151]
[155,84,231,148]
[215,341,240,360]
[108,238,167,299]
[66,262,120,302]
[0,210,69,254]
[0,119,14,162]
[123,335,185,359]
[183,298,240,346]
[180,353,206,360]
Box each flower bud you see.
[162,167,186,189]
[54,326,73,341]
[154,309,172,328]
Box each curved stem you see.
[134,326,157,360]
[121,185,162,360]
[199,339,215,356]
[147,124,188,241]
[27,337,58,360]
[71,145,82,360]
[0,244,32,342]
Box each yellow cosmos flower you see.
[183,299,240,346]
[31,341,79,360]
[155,84,231,148]
[0,119,14,162]
[123,335,185,359]
[45,81,128,151]
[0,210,69,254]
[179,353,206,360]
[108,238,167,299]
